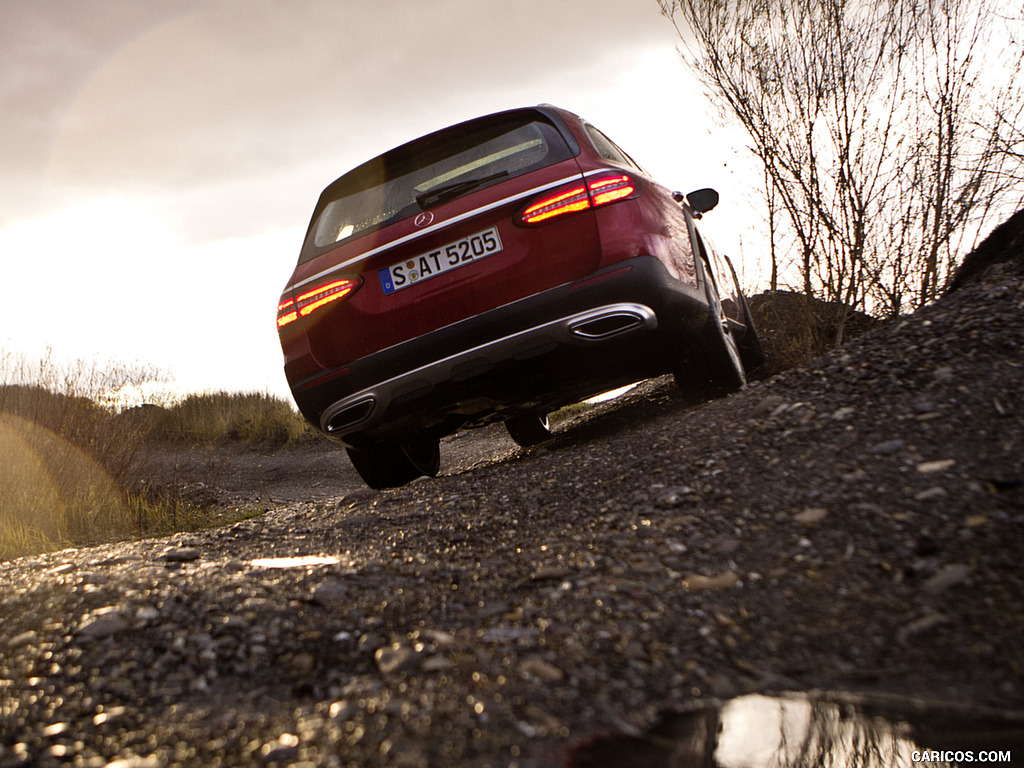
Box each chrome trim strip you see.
[286,168,616,294]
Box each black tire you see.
[345,433,440,490]
[505,414,552,447]
[674,283,746,400]
[736,290,766,378]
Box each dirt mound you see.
[746,208,1024,378]
[946,208,1024,293]
[746,290,882,376]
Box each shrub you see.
[154,391,313,447]
[746,291,883,376]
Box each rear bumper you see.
[290,255,709,445]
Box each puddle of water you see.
[248,555,341,569]
[566,692,1024,768]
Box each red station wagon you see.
[277,105,762,488]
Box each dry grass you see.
[154,391,312,447]
[0,351,311,561]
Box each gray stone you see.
[375,643,420,675]
[78,608,129,640]
[312,578,350,607]
[6,630,37,650]
[923,564,972,593]
[870,439,905,455]
[794,508,828,525]
[158,547,201,563]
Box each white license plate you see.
[378,227,503,295]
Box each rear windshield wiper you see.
[416,171,509,210]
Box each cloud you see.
[2,0,684,238]
[12,0,674,195]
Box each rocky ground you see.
[1,222,1023,767]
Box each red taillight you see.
[277,277,360,329]
[517,172,639,226]
[520,183,590,224]
[297,278,359,316]
[277,299,298,328]
[588,174,637,207]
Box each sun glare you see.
[1,197,176,292]
[0,198,182,365]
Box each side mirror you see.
[686,188,719,215]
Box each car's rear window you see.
[301,111,575,263]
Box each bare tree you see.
[659,0,1024,319]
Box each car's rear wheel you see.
[736,291,766,378]
[504,414,552,447]
[345,433,440,490]
[675,284,746,401]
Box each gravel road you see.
[2,228,1023,767]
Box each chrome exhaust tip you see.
[324,397,376,434]
[569,309,650,340]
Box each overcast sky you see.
[0,0,759,401]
